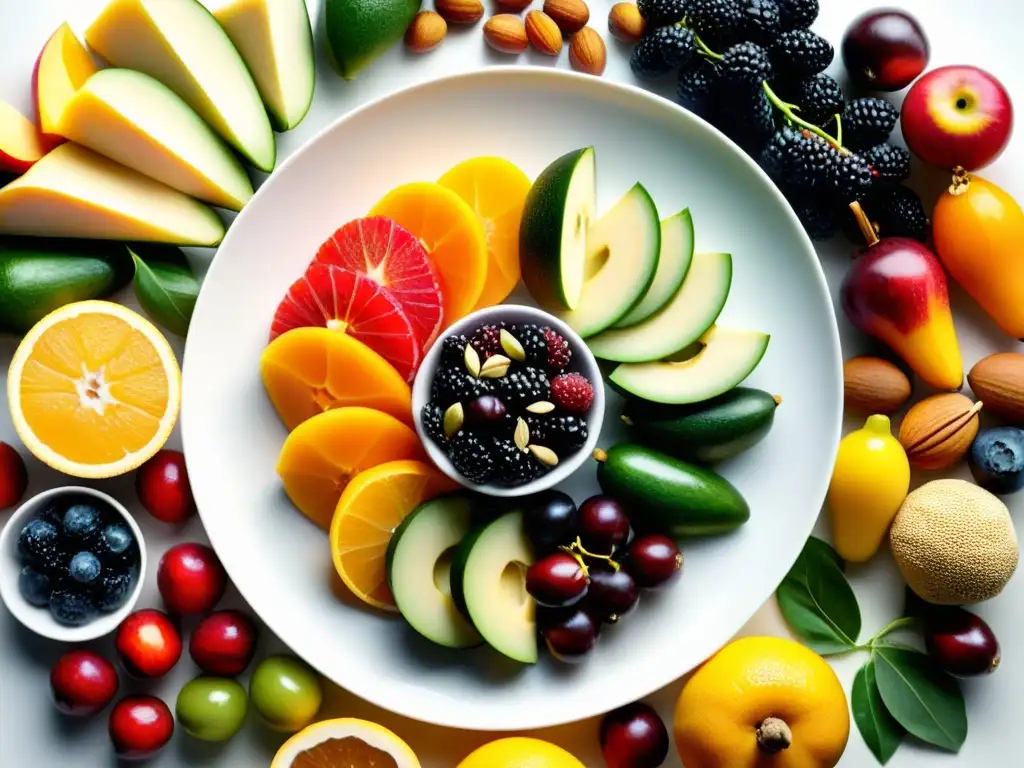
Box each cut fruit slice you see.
[369,182,488,326]
[85,0,275,172]
[270,263,421,382]
[587,252,732,363]
[57,68,254,211]
[438,156,532,309]
[203,0,315,132]
[0,143,225,245]
[32,22,98,148]
[0,100,45,175]
[614,209,694,328]
[450,510,537,664]
[330,459,460,611]
[261,327,412,431]
[556,183,661,338]
[385,493,483,649]
[519,146,596,311]
[7,300,180,478]
[271,718,422,768]
[314,217,443,352]
[277,406,425,530]
[609,325,771,405]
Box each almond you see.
[544,0,589,33]
[843,356,912,415]
[484,14,529,53]
[405,11,448,52]
[568,26,606,75]
[498,0,533,10]
[607,2,645,43]
[968,352,1024,424]
[435,0,484,24]
[525,10,563,55]
[898,393,983,471]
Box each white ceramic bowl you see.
[0,486,146,642]
[412,305,605,497]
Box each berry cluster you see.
[424,323,595,488]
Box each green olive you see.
[175,676,248,742]
[249,655,323,733]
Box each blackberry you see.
[542,328,572,371]
[873,184,930,242]
[491,440,539,486]
[421,402,446,444]
[470,325,502,358]
[431,367,491,408]
[777,0,818,31]
[677,60,717,114]
[739,0,781,45]
[759,126,799,180]
[505,323,546,365]
[770,29,833,80]
[524,414,552,447]
[493,367,550,408]
[439,334,470,367]
[715,42,773,90]
[779,128,836,189]
[636,0,690,26]
[864,143,911,184]
[786,190,838,240]
[778,73,843,125]
[630,25,695,80]
[688,0,743,48]
[449,432,495,485]
[715,90,775,154]
[841,97,899,150]
[543,415,590,452]
[831,151,875,199]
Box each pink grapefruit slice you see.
[270,263,421,382]
[315,217,444,352]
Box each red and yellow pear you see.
[32,22,97,149]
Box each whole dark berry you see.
[69,551,102,587]
[19,566,52,607]
[636,0,689,26]
[841,97,899,150]
[431,367,491,408]
[448,432,495,485]
[740,0,781,44]
[491,440,540,486]
[715,90,776,153]
[16,518,60,567]
[470,325,502,358]
[777,73,844,125]
[531,415,590,452]
[50,587,97,627]
[421,402,446,445]
[439,335,469,367]
[494,367,550,408]
[630,25,695,80]
[97,571,136,613]
[716,42,772,90]
[98,523,137,571]
[63,504,103,547]
[688,0,743,48]
[542,328,572,372]
[865,143,911,184]
[777,0,818,31]
[770,29,833,80]
[505,324,547,365]
[677,60,717,114]
[467,395,509,429]
[873,184,930,242]
[831,151,875,199]
[787,190,839,240]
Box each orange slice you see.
[7,300,180,478]
[277,407,426,530]
[272,718,421,768]
[261,327,413,431]
[369,182,487,326]
[330,460,459,610]
[439,157,531,309]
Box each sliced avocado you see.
[519,147,596,311]
[587,252,732,362]
[324,0,423,81]
[556,183,661,338]
[450,510,537,664]
[614,209,694,328]
[610,325,770,405]
[386,493,482,649]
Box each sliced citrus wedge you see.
[331,459,459,611]
[7,300,180,478]
[272,718,421,768]
[439,156,531,309]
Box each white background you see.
[0,0,1021,766]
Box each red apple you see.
[115,609,182,679]
[157,543,227,614]
[0,100,45,175]
[901,65,1014,171]
[136,449,196,524]
[32,22,97,149]
[50,650,119,716]
[190,610,259,676]
[0,440,28,510]
[109,695,174,760]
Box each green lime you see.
[324,0,422,80]
[175,676,248,742]
[249,655,323,733]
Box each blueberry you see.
[69,551,103,587]
[16,519,63,572]
[969,427,1024,495]
[98,523,137,570]
[18,566,52,607]
[63,504,103,546]
[97,570,136,612]
[49,587,97,627]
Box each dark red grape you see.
[578,496,631,554]
[600,701,670,768]
[526,552,588,608]
[467,395,507,424]
[841,10,929,92]
[627,535,682,588]
[523,490,578,553]
[543,609,598,663]
[587,568,639,623]
[924,607,1000,677]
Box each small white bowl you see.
[412,304,605,497]
[0,486,146,642]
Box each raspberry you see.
[841,98,899,150]
[543,328,572,371]
[864,143,911,185]
[551,374,595,414]
[470,325,502,358]
[770,29,833,80]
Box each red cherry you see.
[136,449,195,524]
[924,607,1001,677]
[0,440,28,510]
[157,542,227,614]
[108,695,174,760]
[626,535,682,589]
[50,650,119,716]
[600,701,670,768]
[578,495,631,554]
[190,610,259,676]
[526,552,589,608]
[115,609,182,679]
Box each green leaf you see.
[853,660,905,764]
[130,247,200,337]
[873,646,967,752]
[776,536,861,654]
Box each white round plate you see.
[182,68,842,732]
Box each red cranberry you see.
[626,535,682,588]
[190,610,259,676]
[109,695,174,760]
[115,609,182,679]
[925,607,1001,677]
[0,440,28,510]
[136,449,195,524]
[526,552,588,608]
[600,701,670,768]
[157,542,227,614]
[578,496,631,554]
[50,650,119,716]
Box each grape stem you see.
[761,81,846,152]
[693,31,724,60]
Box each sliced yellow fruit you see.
[7,300,180,478]
[457,737,586,768]
[272,718,421,768]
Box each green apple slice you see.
[614,209,695,328]
[85,0,275,172]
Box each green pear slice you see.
[0,143,225,246]
[86,0,275,172]
[203,0,315,132]
[57,69,253,211]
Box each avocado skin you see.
[324,0,422,80]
